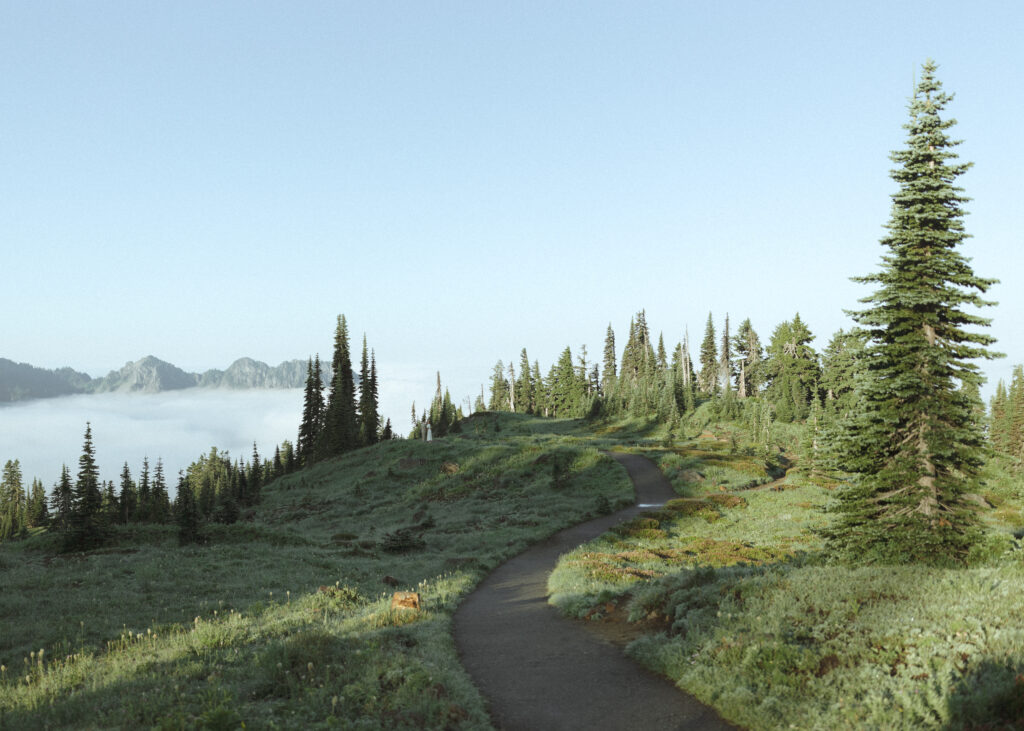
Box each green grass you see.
[547,422,1024,730]
[0,415,633,729]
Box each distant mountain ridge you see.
[0,356,333,403]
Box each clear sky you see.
[3,1,1022,433]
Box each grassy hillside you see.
[548,416,1024,730]
[0,413,632,729]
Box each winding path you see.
[453,452,736,730]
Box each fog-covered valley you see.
[0,389,303,491]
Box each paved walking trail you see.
[453,452,737,730]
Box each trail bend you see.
[454,452,736,730]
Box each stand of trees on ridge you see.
[468,62,1005,566]
[1,314,389,549]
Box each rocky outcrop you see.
[199,358,329,389]
[92,356,198,393]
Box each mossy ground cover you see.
[0,413,632,729]
[549,420,1024,730]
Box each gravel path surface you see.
[453,452,737,730]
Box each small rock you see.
[391,591,421,611]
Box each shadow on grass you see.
[944,657,1024,729]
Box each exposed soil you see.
[453,452,738,730]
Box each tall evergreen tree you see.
[0,459,25,540]
[827,61,999,565]
[357,337,380,446]
[732,318,763,398]
[719,314,732,395]
[367,350,380,440]
[763,314,819,422]
[989,379,1010,453]
[151,459,170,523]
[27,478,48,528]
[137,457,152,522]
[321,315,359,456]
[297,357,320,461]
[698,313,718,394]
[174,472,202,545]
[488,360,510,411]
[516,348,534,414]
[602,324,617,393]
[50,465,74,538]
[68,422,105,550]
[118,462,136,524]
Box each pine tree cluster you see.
[3,423,291,551]
[989,365,1024,464]
[296,315,384,465]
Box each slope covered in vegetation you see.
[547,410,1024,730]
[0,414,632,729]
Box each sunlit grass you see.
[548,426,1024,729]
[0,415,633,729]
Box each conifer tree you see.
[516,349,534,413]
[0,459,24,540]
[657,333,668,371]
[602,324,617,393]
[531,361,545,416]
[820,329,868,417]
[174,472,202,544]
[367,349,380,440]
[732,318,763,398]
[101,479,119,525]
[719,314,733,395]
[151,459,171,523]
[488,360,510,411]
[27,478,48,528]
[357,337,380,446]
[272,445,283,479]
[68,422,105,550]
[137,457,152,522]
[297,357,318,461]
[118,462,136,524]
[827,61,999,565]
[698,313,718,394]
[681,329,694,390]
[764,314,818,422]
[50,465,73,538]
[321,315,358,456]
[249,443,262,503]
[1007,365,1024,460]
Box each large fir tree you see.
[321,315,359,456]
[0,459,24,540]
[602,324,617,393]
[67,422,105,550]
[358,337,380,446]
[827,61,999,565]
[698,313,718,395]
[50,465,73,538]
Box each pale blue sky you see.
[3,1,1022,432]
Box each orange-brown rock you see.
[391,591,421,611]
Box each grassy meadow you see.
[4,406,1023,729]
[0,413,632,729]
[548,414,1024,730]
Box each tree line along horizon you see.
[1,61,1020,564]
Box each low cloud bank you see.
[0,390,303,491]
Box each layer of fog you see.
[0,390,304,491]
